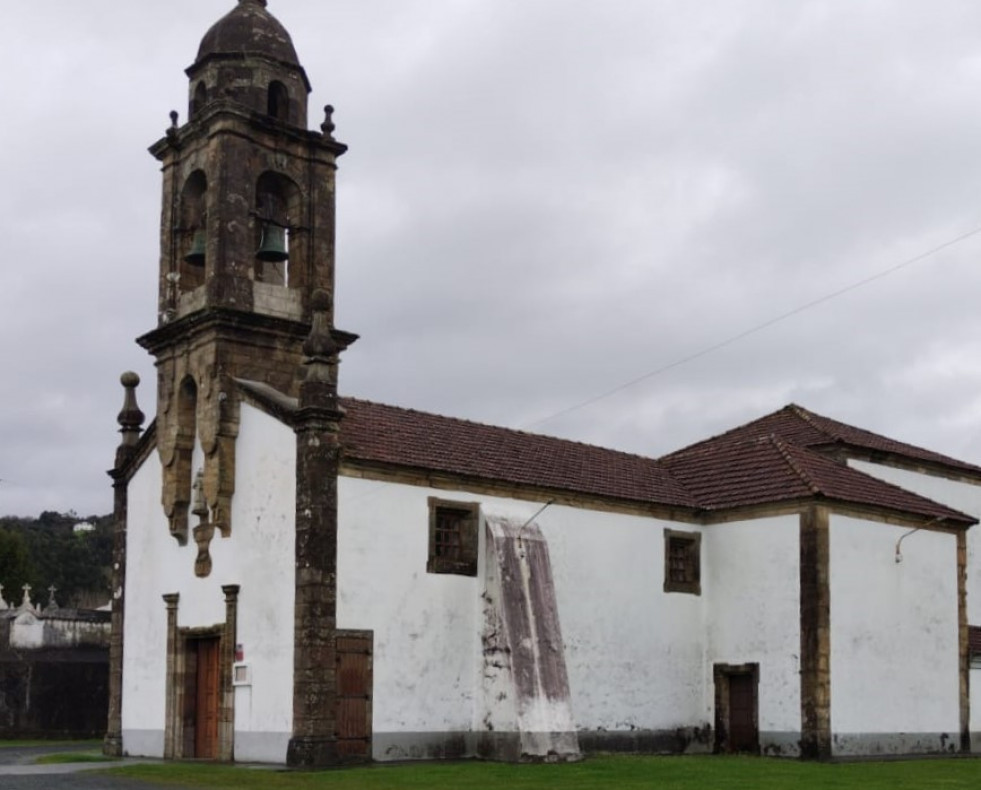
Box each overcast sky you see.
[5,0,981,518]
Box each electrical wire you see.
[525,222,981,430]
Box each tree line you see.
[0,511,113,610]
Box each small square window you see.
[427,498,479,577]
[664,529,701,595]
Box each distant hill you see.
[0,511,113,609]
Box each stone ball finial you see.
[321,105,336,139]
[311,289,331,313]
[117,371,146,448]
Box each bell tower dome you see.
[139,0,355,542]
[189,0,309,125]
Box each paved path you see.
[0,745,172,790]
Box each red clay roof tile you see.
[339,397,698,509]
[660,434,971,523]
[663,403,981,479]
[233,381,977,525]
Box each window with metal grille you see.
[664,529,701,595]
[427,498,479,576]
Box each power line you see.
[525,222,981,430]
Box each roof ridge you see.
[660,403,805,461]
[768,434,822,496]
[788,403,842,443]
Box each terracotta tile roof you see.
[662,434,973,524]
[663,404,981,479]
[338,398,698,509]
[233,382,977,525]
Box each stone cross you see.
[47,585,59,611]
[21,584,33,611]
[0,583,6,610]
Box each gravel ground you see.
[0,745,173,790]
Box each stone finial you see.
[302,290,339,383]
[20,584,33,612]
[0,583,7,610]
[117,372,146,449]
[321,105,336,140]
[167,111,179,142]
[115,372,145,472]
[46,585,59,612]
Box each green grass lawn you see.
[0,739,102,748]
[107,755,981,790]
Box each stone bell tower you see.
[139,0,354,542]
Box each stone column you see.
[220,585,240,761]
[104,372,145,757]
[958,530,970,753]
[287,290,345,768]
[799,506,831,760]
[162,593,181,759]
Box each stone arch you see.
[267,81,290,122]
[179,171,208,292]
[191,81,209,119]
[254,171,301,286]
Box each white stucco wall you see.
[123,403,297,762]
[335,478,485,758]
[336,479,708,754]
[226,404,297,762]
[849,461,981,625]
[540,505,705,738]
[829,515,959,754]
[703,515,801,755]
[122,453,168,757]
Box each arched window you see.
[255,172,300,286]
[191,82,208,119]
[179,171,208,292]
[267,81,290,122]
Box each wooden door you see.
[194,637,220,759]
[336,631,373,760]
[728,672,758,754]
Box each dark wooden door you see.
[194,637,220,759]
[728,673,758,753]
[336,631,373,760]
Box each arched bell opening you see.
[254,172,301,287]
[191,81,209,120]
[267,81,290,123]
[179,171,208,293]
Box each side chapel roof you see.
[662,403,981,480]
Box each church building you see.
[105,0,981,766]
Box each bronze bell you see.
[184,229,206,266]
[256,224,289,263]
